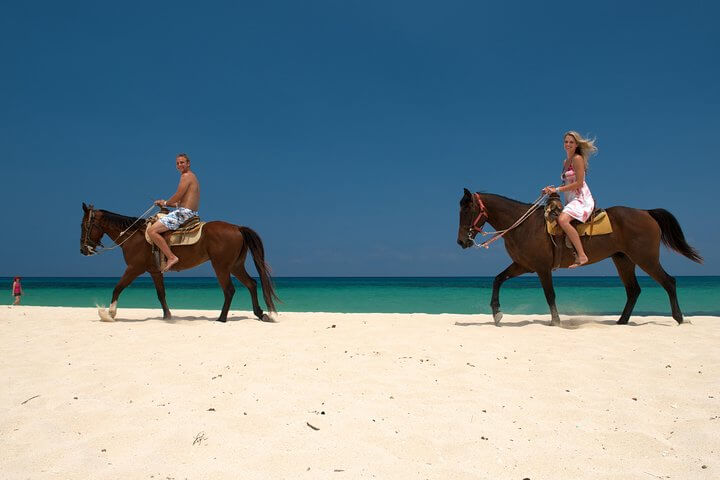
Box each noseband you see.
[469,193,489,237]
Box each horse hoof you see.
[261,313,276,323]
[98,307,114,322]
[493,312,503,325]
[616,319,629,325]
[549,319,561,327]
[216,318,227,323]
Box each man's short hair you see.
[176,153,190,162]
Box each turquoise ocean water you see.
[2,276,718,316]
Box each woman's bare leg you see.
[557,212,588,268]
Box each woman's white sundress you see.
[561,160,594,222]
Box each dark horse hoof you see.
[216,318,227,323]
[616,318,629,325]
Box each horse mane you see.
[98,210,143,230]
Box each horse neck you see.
[99,218,124,243]
[481,193,532,230]
[98,211,140,243]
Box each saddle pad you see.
[546,210,613,236]
[145,214,206,246]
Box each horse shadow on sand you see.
[95,313,268,324]
[454,317,676,329]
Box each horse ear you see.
[82,202,88,212]
[463,188,472,199]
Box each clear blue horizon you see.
[2,1,717,278]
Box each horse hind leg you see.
[232,260,272,322]
[211,261,235,323]
[611,253,641,325]
[636,258,683,324]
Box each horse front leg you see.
[611,253,641,325]
[106,266,144,320]
[150,272,172,320]
[491,262,529,325]
[536,269,561,326]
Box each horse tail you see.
[238,227,280,312]
[646,209,703,263]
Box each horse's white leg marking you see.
[98,306,114,322]
[109,301,117,319]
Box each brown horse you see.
[80,203,278,322]
[456,189,702,326]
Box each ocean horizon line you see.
[4,274,719,279]
[3,276,719,315]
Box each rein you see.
[83,204,157,255]
[469,193,548,249]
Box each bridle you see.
[81,207,105,255]
[469,193,489,238]
[81,203,157,255]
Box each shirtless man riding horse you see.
[147,153,200,272]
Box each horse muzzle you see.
[457,237,473,249]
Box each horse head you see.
[80,203,105,255]
[457,188,486,249]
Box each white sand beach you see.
[1,306,718,479]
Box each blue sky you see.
[2,1,717,277]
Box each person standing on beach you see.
[12,277,23,305]
[147,153,200,272]
[542,131,597,268]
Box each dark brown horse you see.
[80,203,278,322]
[456,189,702,326]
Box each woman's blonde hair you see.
[564,131,597,170]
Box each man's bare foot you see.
[569,255,588,269]
[162,256,179,273]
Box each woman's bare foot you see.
[162,256,179,273]
[569,255,588,268]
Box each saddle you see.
[544,194,612,236]
[544,193,613,269]
[144,214,205,246]
[144,213,205,272]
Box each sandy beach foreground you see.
[1,307,718,479]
